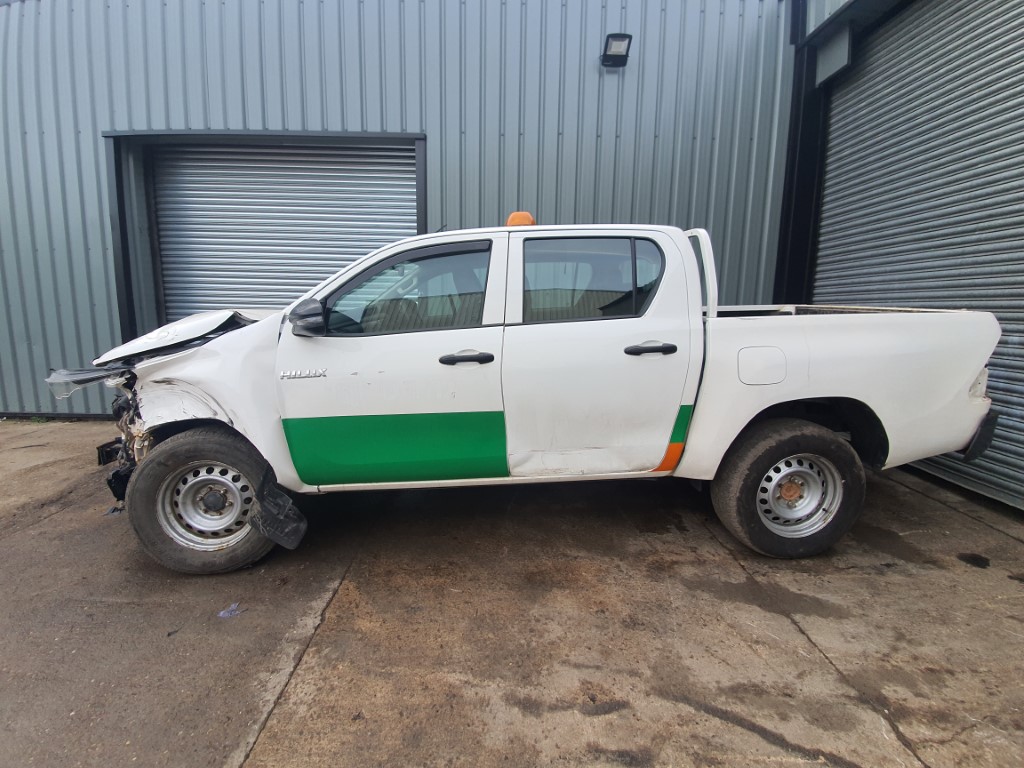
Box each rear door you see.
[276,234,509,487]
[501,230,700,477]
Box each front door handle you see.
[624,343,677,356]
[439,351,495,365]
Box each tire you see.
[710,418,866,558]
[126,426,276,574]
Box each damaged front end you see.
[45,307,309,558]
[102,386,146,504]
[45,366,147,511]
[45,310,269,509]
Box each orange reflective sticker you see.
[652,442,684,473]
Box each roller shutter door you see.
[153,144,418,322]
[813,0,1024,508]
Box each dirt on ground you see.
[1,420,1022,767]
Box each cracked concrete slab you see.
[739,474,1024,768]
[0,420,355,767]
[243,473,1024,767]
[2,420,1022,767]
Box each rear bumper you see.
[957,410,999,463]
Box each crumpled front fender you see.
[122,315,310,493]
[135,378,233,431]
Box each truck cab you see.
[276,226,702,488]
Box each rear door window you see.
[522,237,664,323]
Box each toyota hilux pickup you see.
[48,220,1000,574]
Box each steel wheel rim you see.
[156,460,256,551]
[756,453,843,538]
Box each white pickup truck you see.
[49,221,1000,574]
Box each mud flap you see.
[958,411,999,463]
[252,468,308,550]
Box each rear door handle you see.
[624,343,677,356]
[439,351,495,365]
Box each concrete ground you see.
[1,420,1022,768]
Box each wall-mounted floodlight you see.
[601,33,632,67]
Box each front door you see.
[501,230,699,477]
[276,235,509,487]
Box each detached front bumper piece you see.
[46,365,131,400]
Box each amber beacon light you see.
[506,211,536,226]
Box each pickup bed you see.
[48,223,1000,574]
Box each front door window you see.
[327,244,490,335]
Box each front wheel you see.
[126,427,276,574]
[710,418,866,558]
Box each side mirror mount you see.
[288,298,327,337]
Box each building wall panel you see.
[0,0,794,415]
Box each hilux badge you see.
[280,368,327,380]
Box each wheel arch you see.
[135,380,260,457]
[737,397,889,469]
[149,418,249,449]
[134,391,308,493]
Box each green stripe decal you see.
[282,411,509,485]
[670,405,694,444]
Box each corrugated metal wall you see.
[813,0,1024,509]
[0,0,794,415]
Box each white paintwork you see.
[92,223,1001,495]
[93,309,278,365]
[276,233,508,424]
[683,227,718,318]
[674,310,1000,480]
[235,309,279,323]
[277,326,505,421]
[94,310,237,365]
[738,346,787,385]
[128,315,310,491]
[502,228,701,476]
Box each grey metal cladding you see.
[805,0,849,35]
[1,0,794,415]
[813,0,1024,509]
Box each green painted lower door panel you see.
[282,411,509,486]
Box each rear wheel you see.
[126,427,276,574]
[710,418,866,558]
